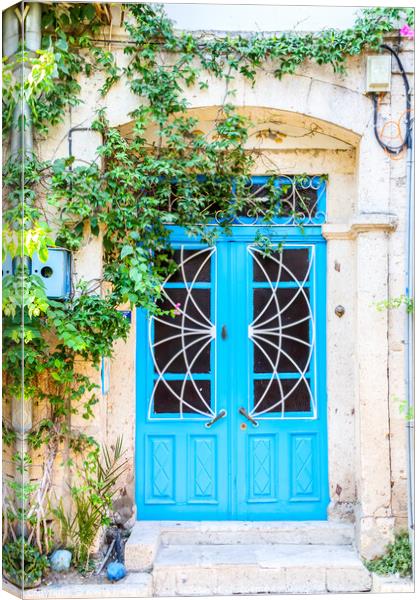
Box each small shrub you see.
[2,538,49,588]
[52,437,128,572]
[365,532,412,577]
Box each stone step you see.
[160,520,355,546]
[125,520,355,571]
[152,543,372,595]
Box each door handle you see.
[205,409,227,428]
[221,325,228,340]
[239,407,259,427]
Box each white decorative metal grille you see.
[148,246,216,419]
[214,176,326,226]
[248,245,316,419]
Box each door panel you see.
[136,229,328,520]
[137,244,230,519]
[235,240,327,519]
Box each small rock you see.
[50,549,72,572]
[107,561,126,582]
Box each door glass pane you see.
[154,289,211,373]
[249,245,315,418]
[279,185,318,218]
[154,380,211,414]
[252,288,311,373]
[168,248,212,283]
[148,246,215,418]
[253,378,311,414]
[253,249,310,282]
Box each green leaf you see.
[38,246,49,263]
[121,245,134,259]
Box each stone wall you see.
[31,19,413,560]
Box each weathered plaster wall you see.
[33,23,413,560]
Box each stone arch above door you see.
[117,105,359,226]
[118,105,360,152]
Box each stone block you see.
[284,566,326,593]
[327,566,372,592]
[49,549,72,572]
[125,522,160,572]
[371,573,414,593]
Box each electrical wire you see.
[371,43,412,156]
[376,94,412,161]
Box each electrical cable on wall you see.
[375,95,410,161]
[371,43,412,156]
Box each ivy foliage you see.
[2,2,118,136]
[44,4,415,312]
[2,4,414,134]
[164,6,414,81]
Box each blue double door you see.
[136,228,329,520]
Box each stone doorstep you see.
[152,543,372,596]
[125,520,355,572]
[3,573,152,600]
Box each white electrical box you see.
[366,54,392,93]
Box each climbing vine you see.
[2,1,414,573]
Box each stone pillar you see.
[352,116,400,558]
[354,227,393,559]
[322,233,357,522]
[324,215,398,560]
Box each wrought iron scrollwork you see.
[214,176,326,226]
